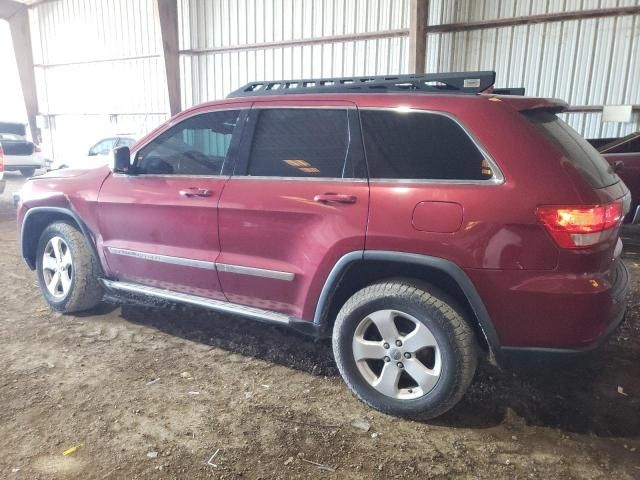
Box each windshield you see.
[523,110,619,188]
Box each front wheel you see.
[332,280,478,420]
[35,222,104,313]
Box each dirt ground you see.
[0,172,639,479]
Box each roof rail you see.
[227,71,496,98]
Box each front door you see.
[216,102,369,320]
[97,106,248,299]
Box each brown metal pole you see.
[8,7,39,142]
[157,0,182,116]
[408,0,428,74]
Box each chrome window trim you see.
[229,176,368,182]
[112,173,230,179]
[108,247,217,270]
[216,263,295,281]
[107,247,295,281]
[358,107,505,185]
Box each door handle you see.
[313,193,357,204]
[179,187,213,197]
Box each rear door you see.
[98,106,249,299]
[216,101,369,320]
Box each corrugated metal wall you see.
[29,0,169,161]
[28,0,639,162]
[426,0,640,137]
[178,0,410,106]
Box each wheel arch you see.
[313,250,501,354]
[21,207,102,273]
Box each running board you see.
[101,279,292,325]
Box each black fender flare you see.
[20,206,102,274]
[312,250,501,352]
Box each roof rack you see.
[227,71,496,98]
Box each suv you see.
[17,72,631,419]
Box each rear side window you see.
[360,110,492,181]
[247,108,352,178]
[524,110,618,188]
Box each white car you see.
[0,122,49,176]
[51,135,137,170]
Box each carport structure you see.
[1,0,639,161]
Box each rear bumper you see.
[467,258,630,352]
[3,153,45,168]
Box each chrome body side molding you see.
[107,247,294,281]
[108,247,217,270]
[216,263,295,281]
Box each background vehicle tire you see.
[35,221,103,313]
[19,167,36,177]
[333,279,478,420]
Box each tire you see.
[35,221,104,313]
[332,279,478,420]
[20,167,36,177]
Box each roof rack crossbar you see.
[227,71,496,98]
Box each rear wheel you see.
[19,167,36,177]
[332,280,478,419]
[35,222,103,313]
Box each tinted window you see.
[524,110,618,188]
[605,135,640,154]
[247,109,351,178]
[136,110,240,175]
[360,110,491,180]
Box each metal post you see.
[7,6,39,142]
[408,0,428,74]
[157,0,181,116]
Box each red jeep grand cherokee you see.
[17,72,631,419]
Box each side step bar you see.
[101,279,292,325]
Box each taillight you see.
[536,202,623,249]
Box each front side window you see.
[360,110,492,181]
[247,108,352,178]
[136,110,240,175]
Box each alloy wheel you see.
[42,236,73,298]
[352,309,442,400]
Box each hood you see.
[34,165,110,180]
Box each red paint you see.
[412,201,463,233]
[17,92,631,351]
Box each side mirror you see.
[112,146,132,173]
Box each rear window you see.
[523,110,618,188]
[360,110,493,181]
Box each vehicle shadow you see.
[117,300,640,438]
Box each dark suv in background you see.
[17,72,630,419]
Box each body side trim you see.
[107,247,295,280]
[107,247,217,270]
[216,263,295,281]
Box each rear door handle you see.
[313,193,357,204]
[179,187,213,197]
